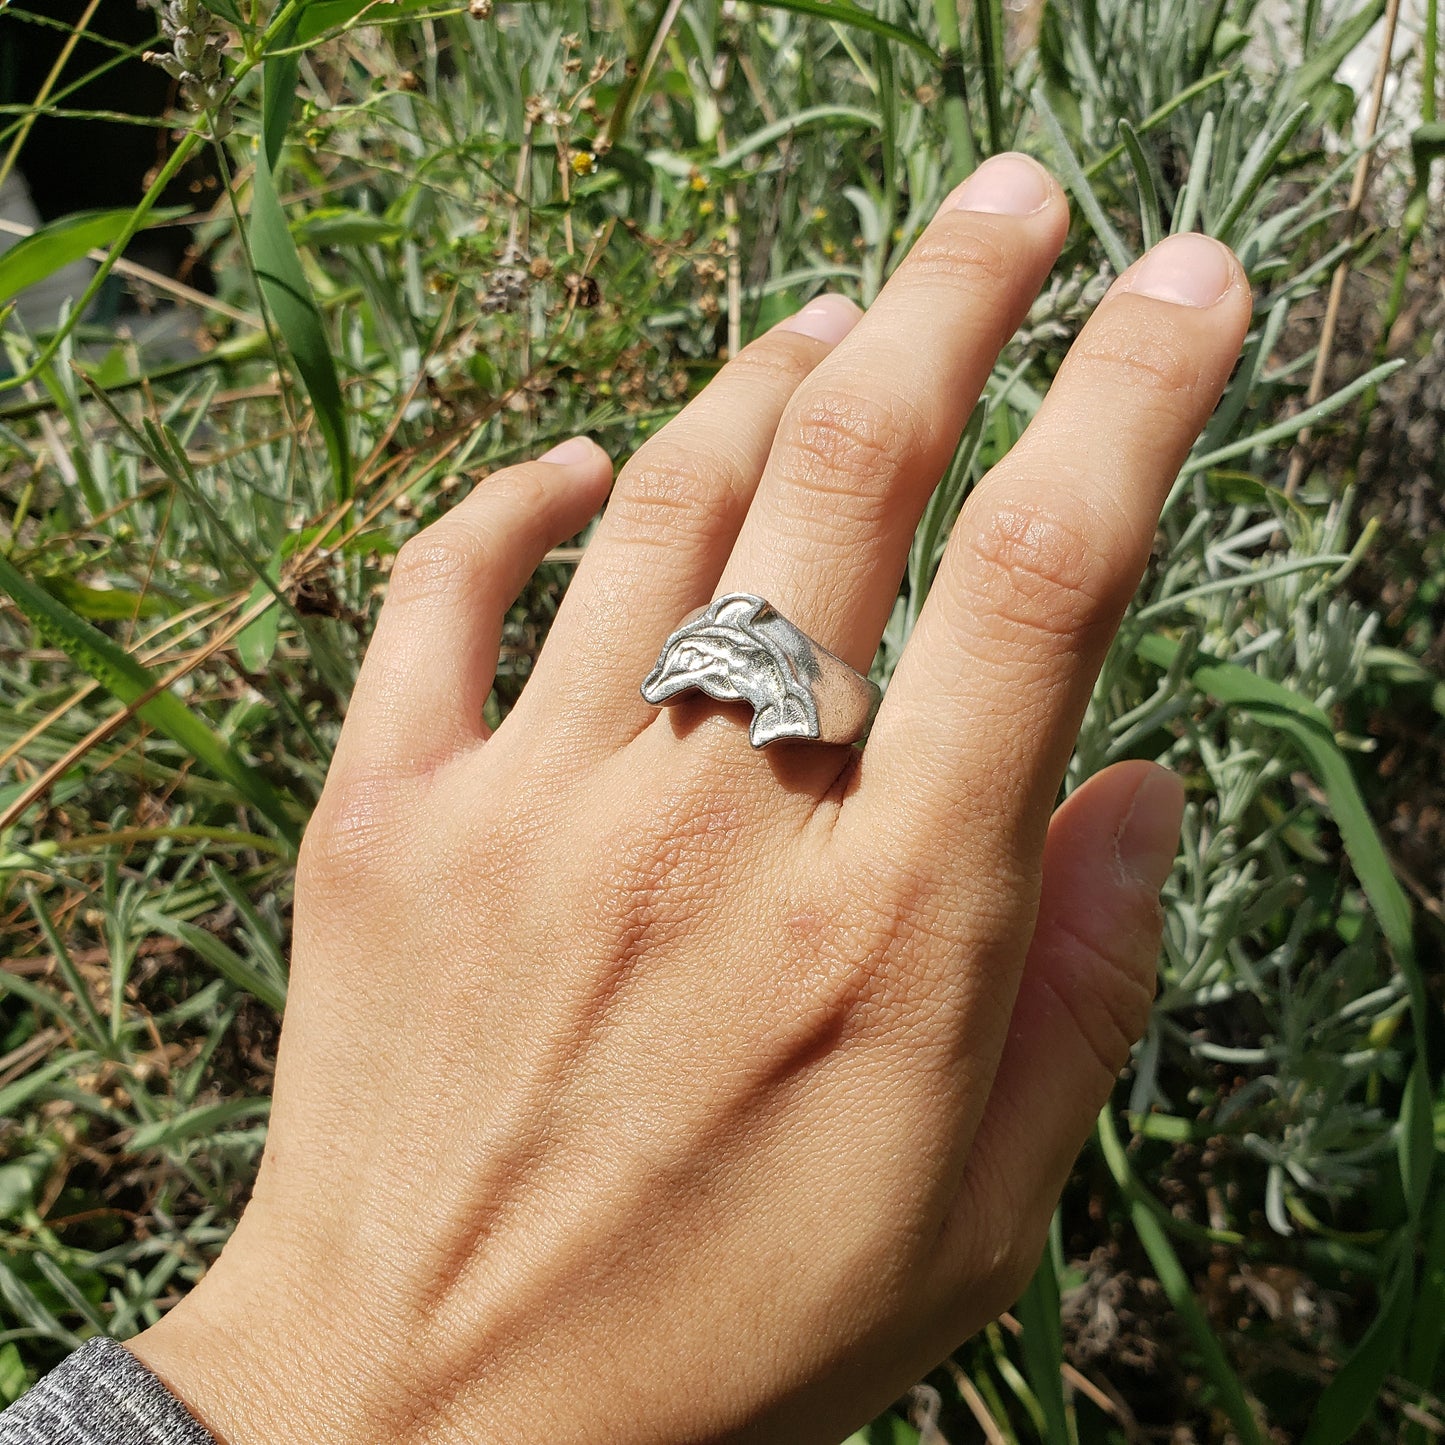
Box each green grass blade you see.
[250,57,352,498]
[292,0,438,45]
[1136,634,1422,1026]
[1118,117,1163,252]
[711,106,880,172]
[1014,1244,1072,1444]
[0,207,184,306]
[1033,85,1132,273]
[129,1098,272,1152]
[25,886,109,1055]
[1099,1106,1265,1445]
[755,1,940,60]
[0,551,301,849]
[1289,0,1385,101]
[972,0,1005,155]
[1302,1236,1415,1445]
[141,910,288,1013]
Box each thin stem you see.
[0,0,103,195]
[930,0,977,183]
[1425,0,1439,124]
[1284,0,1403,495]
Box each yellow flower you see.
[571,150,597,176]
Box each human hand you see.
[130,153,1250,1445]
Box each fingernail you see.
[1116,232,1235,307]
[539,436,597,465]
[775,293,863,345]
[949,152,1052,216]
[1116,767,1187,893]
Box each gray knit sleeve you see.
[0,1336,218,1445]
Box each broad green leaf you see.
[0,550,300,849]
[0,208,184,306]
[251,56,352,497]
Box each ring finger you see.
[526,295,863,750]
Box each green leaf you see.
[1034,85,1132,274]
[1136,634,1423,1032]
[1099,1107,1265,1445]
[292,207,408,248]
[235,559,284,673]
[0,208,184,307]
[129,1097,272,1152]
[711,106,880,172]
[41,577,167,623]
[1303,1236,1415,1445]
[0,550,300,849]
[141,910,288,1013]
[0,1341,30,1405]
[1290,0,1386,103]
[753,1,940,60]
[1118,117,1163,252]
[1015,1248,1072,1444]
[251,58,352,498]
[293,0,443,45]
[1138,632,1432,1434]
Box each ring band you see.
[639,593,882,748]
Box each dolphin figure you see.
[640,594,821,746]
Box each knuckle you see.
[782,387,930,502]
[608,442,732,546]
[724,332,818,392]
[297,773,406,894]
[904,216,1016,292]
[1069,323,1205,398]
[489,464,553,518]
[389,525,492,606]
[959,496,1123,645]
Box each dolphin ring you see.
[640,593,882,748]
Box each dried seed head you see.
[564,273,601,308]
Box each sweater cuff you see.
[0,1336,219,1445]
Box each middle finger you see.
[711,153,1069,678]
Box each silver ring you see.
[639,593,882,748]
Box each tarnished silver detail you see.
[640,593,882,748]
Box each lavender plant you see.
[0,0,1436,1440]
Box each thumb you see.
[950,761,1184,1259]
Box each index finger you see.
[850,233,1251,889]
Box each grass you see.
[1,0,1441,1438]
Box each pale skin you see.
[129,154,1252,1444]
